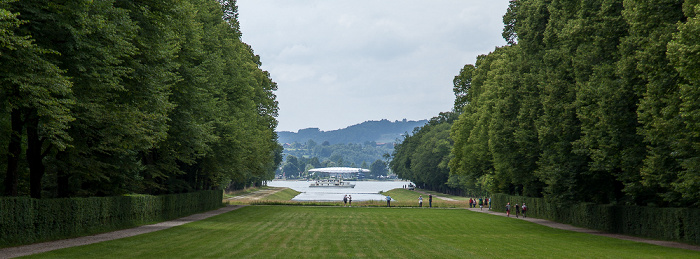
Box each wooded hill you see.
[0,0,281,198]
[277,119,428,145]
[277,119,426,179]
[391,0,700,208]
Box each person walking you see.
[488,197,491,210]
[522,203,527,218]
[515,204,521,218]
[428,194,433,208]
[418,195,423,207]
[506,203,511,217]
[469,198,473,208]
[386,195,392,207]
[343,195,348,206]
[478,198,483,210]
[348,195,352,206]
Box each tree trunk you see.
[4,108,23,196]
[56,151,70,198]
[26,110,46,199]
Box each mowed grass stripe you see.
[28,206,699,259]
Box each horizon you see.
[275,118,429,133]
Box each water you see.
[267,180,412,201]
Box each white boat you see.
[309,179,355,188]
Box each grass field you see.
[260,188,301,201]
[28,206,699,258]
[223,186,269,199]
[230,188,469,208]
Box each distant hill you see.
[277,119,428,144]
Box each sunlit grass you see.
[225,188,469,208]
[260,188,301,201]
[413,189,472,201]
[29,206,699,258]
[223,186,271,199]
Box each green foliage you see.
[667,1,700,206]
[277,119,428,145]
[369,159,388,178]
[446,0,700,207]
[0,0,281,197]
[281,142,392,178]
[491,193,700,245]
[391,112,460,193]
[0,190,222,247]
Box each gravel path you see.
[0,205,245,259]
[466,207,700,252]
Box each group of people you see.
[468,197,489,210]
[343,194,352,206]
[349,193,530,219]
[383,194,434,207]
[417,194,433,207]
[505,202,527,218]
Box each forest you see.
[391,0,700,207]
[280,140,390,179]
[0,0,281,198]
[276,119,425,179]
[277,119,428,145]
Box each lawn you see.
[28,206,699,258]
[260,188,301,201]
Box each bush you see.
[490,193,700,245]
[0,190,222,248]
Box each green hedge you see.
[0,190,223,248]
[490,193,700,245]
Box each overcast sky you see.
[237,0,511,132]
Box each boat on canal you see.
[309,179,355,188]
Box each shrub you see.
[0,190,222,248]
[490,193,700,245]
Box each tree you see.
[453,64,475,112]
[666,1,700,206]
[1,0,74,197]
[370,159,388,178]
[51,0,173,197]
[1,0,281,197]
[622,0,688,206]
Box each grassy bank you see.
[29,206,699,258]
[226,188,469,208]
[260,188,301,201]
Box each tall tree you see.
[623,0,687,206]
[1,0,73,197]
[666,0,700,206]
[449,52,499,195]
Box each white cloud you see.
[237,0,510,131]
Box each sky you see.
[237,0,511,132]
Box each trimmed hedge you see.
[0,190,223,248]
[491,193,700,245]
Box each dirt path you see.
[466,207,700,252]
[0,205,246,259]
[225,187,286,200]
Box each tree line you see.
[391,0,699,207]
[281,140,389,179]
[277,119,428,145]
[0,0,281,198]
